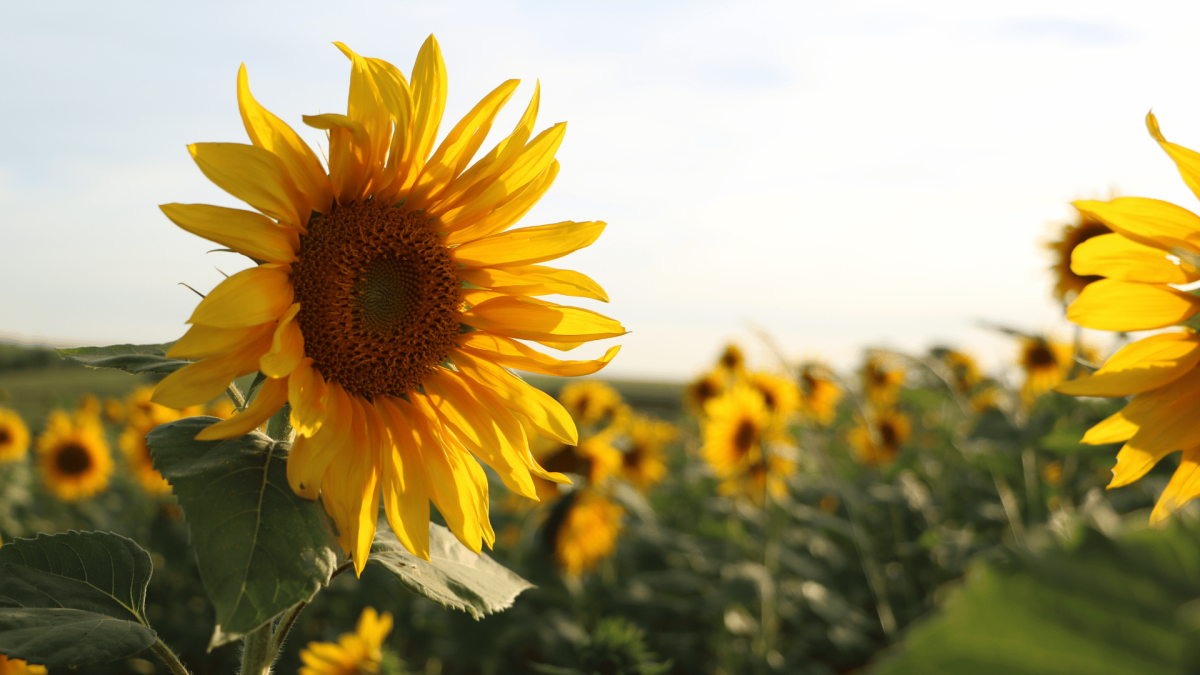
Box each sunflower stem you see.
[266,404,293,442]
[225,383,247,412]
[150,638,190,675]
[240,623,275,675]
[267,601,308,663]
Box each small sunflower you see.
[75,394,101,421]
[747,371,800,423]
[559,380,626,430]
[715,343,746,378]
[969,385,1002,413]
[930,347,982,394]
[1018,336,1076,403]
[684,370,724,417]
[717,454,796,505]
[546,489,623,577]
[299,607,393,675]
[36,410,113,502]
[701,384,780,478]
[119,421,173,496]
[797,362,842,426]
[102,397,125,424]
[152,37,624,571]
[1047,206,1112,304]
[0,655,47,675]
[536,429,623,487]
[862,357,905,406]
[0,407,31,464]
[621,416,676,492]
[847,410,910,467]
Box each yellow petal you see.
[237,64,332,214]
[456,262,608,302]
[320,394,381,575]
[375,397,431,560]
[1150,446,1200,525]
[452,349,578,445]
[259,303,305,378]
[168,323,270,359]
[442,161,560,243]
[1071,232,1196,285]
[153,328,273,408]
[188,143,310,229]
[1055,332,1200,397]
[288,359,328,438]
[460,296,626,342]
[287,383,353,499]
[1082,409,1139,445]
[406,397,486,554]
[457,332,620,377]
[1109,369,1200,487]
[195,375,289,441]
[160,204,297,264]
[334,42,392,186]
[189,264,294,329]
[1148,111,1200,207]
[453,220,604,268]
[409,36,448,173]
[1074,197,1200,254]
[1067,278,1200,331]
[302,113,372,204]
[1083,380,1180,445]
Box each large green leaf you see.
[0,531,158,667]
[57,341,190,375]
[146,417,340,648]
[871,521,1200,674]
[369,523,534,619]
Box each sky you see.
[3,1,1200,381]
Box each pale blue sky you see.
[3,1,1199,379]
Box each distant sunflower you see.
[546,489,623,577]
[1047,206,1112,304]
[684,371,724,416]
[0,407,31,463]
[621,416,676,491]
[969,385,1002,413]
[701,385,779,478]
[717,454,796,505]
[862,357,905,406]
[102,397,125,424]
[152,37,624,571]
[75,394,101,421]
[0,654,47,675]
[36,410,113,502]
[848,410,910,467]
[119,422,172,496]
[537,430,623,486]
[1018,337,1076,403]
[797,362,842,426]
[931,347,982,394]
[715,343,746,378]
[299,607,393,675]
[559,380,626,429]
[125,386,202,429]
[747,371,800,422]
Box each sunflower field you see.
[6,32,1200,675]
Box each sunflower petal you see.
[153,328,274,408]
[168,323,270,359]
[334,42,392,182]
[1055,332,1200,397]
[195,375,289,441]
[289,359,328,438]
[1109,369,1200,487]
[406,397,485,553]
[189,264,295,329]
[457,261,607,302]
[161,204,298,264]
[453,220,605,269]
[375,397,431,560]
[452,350,578,445]
[1075,197,1200,254]
[1150,446,1200,525]
[237,65,332,214]
[461,296,626,342]
[457,332,620,377]
[1148,112,1200,207]
[303,113,372,204]
[1067,278,1200,331]
[1071,232,1196,285]
[287,383,353,499]
[189,143,310,229]
[259,303,305,378]
[320,395,381,574]
[442,161,560,243]
[410,36,448,168]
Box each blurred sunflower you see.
[717,454,795,505]
[621,416,676,491]
[862,357,905,406]
[931,347,982,394]
[701,384,780,478]
[1018,336,1079,403]
[75,393,101,421]
[0,407,30,463]
[36,410,113,502]
[684,371,724,416]
[715,343,746,378]
[1047,206,1112,304]
[559,380,627,430]
[299,607,393,675]
[119,423,172,496]
[537,429,623,486]
[206,398,237,420]
[970,385,1002,413]
[747,371,800,423]
[797,362,842,426]
[546,489,623,577]
[102,396,125,424]
[0,655,47,675]
[125,385,203,429]
[153,37,624,571]
[848,410,910,467]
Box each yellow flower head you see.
[684,370,724,417]
[1047,206,1112,304]
[75,393,101,421]
[1018,336,1075,403]
[119,422,173,496]
[701,384,780,478]
[558,380,626,430]
[102,397,125,424]
[621,416,676,491]
[931,347,982,394]
[797,362,843,426]
[715,343,746,378]
[536,430,623,487]
[0,407,31,464]
[747,371,800,422]
[717,454,796,506]
[548,490,623,577]
[125,385,201,429]
[299,607,393,675]
[848,410,910,467]
[0,655,47,675]
[36,410,113,502]
[862,357,905,406]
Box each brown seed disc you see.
[734,419,757,457]
[56,444,93,476]
[293,199,463,399]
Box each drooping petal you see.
[1082,408,1140,445]
[1109,369,1200,488]
[456,262,608,302]
[1148,112,1200,208]
[303,113,372,204]
[334,42,392,189]
[288,359,328,438]
[237,64,333,214]
[153,328,274,408]
[259,303,305,377]
[287,383,353,499]
[195,375,289,441]
[457,332,620,377]
[188,264,294,329]
[1055,331,1200,397]
[405,397,486,553]
[188,143,310,229]
[1074,197,1200,255]
[453,221,605,268]
[1082,381,1180,445]
[460,296,626,342]
[160,204,298,264]
[320,395,381,574]
[1150,446,1200,525]
[452,349,578,445]
[375,397,431,560]
[1071,232,1197,285]
[168,323,271,360]
[1067,278,1200,331]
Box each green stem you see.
[267,601,309,662]
[240,623,275,675]
[225,383,247,412]
[150,638,190,675]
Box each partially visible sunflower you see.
[715,343,746,379]
[1018,336,1089,404]
[36,410,113,502]
[848,410,910,467]
[125,386,203,429]
[0,655,47,675]
[684,371,724,417]
[717,454,796,505]
[152,37,624,572]
[930,347,982,394]
[747,371,800,423]
[299,607,393,675]
[119,423,173,496]
[1047,205,1112,304]
[546,489,623,577]
[0,407,30,463]
[797,362,842,426]
[701,384,780,478]
[559,380,626,430]
[75,394,101,421]
[862,357,905,406]
[102,397,125,424]
[537,430,623,486]
[621,416,676,491]
[970,385,1002,413]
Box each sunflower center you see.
[880,421,897,447]
[0,429,9,446]
[1028,345,1056,367]
[56,443,92,476]
[734,419,757,455]
[293,200,463,399]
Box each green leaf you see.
[146,417,341,648]
[0,531,158,667]
[57,341,191,375]
[369,522,534,619]
[872,520,1200,674]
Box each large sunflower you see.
[1047,206,1112,304]
[0,407,30,464]
[36,410,113,502]
[1056,112,1200,523]
[153,37,623,572]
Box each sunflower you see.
[930,347,982,394]
[119,421,173,496]
[536,429,623,487]
[559,380,626,430]
[747,371,800,423]
[125,385,203,429]
[0,655,47,675]
[0,407,30,464]
[969,385,1002,413]
[299,607,393,675]
[75,393,101,421]
[1018,336,1076,403]
[36,410,113,502]
[684,370,724,417]
[717,454,796,505]
[701,384,781,478]
[621,416,676,491]
[715,343,746,378]
[546,489,623,577]
[847,410,910,467]
[102,397,125,424]
[862,357,905,406]
[1047,206,1112,304]
[797,362,842,426]
[1051,113,1200,523]
[152,37,623,572]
